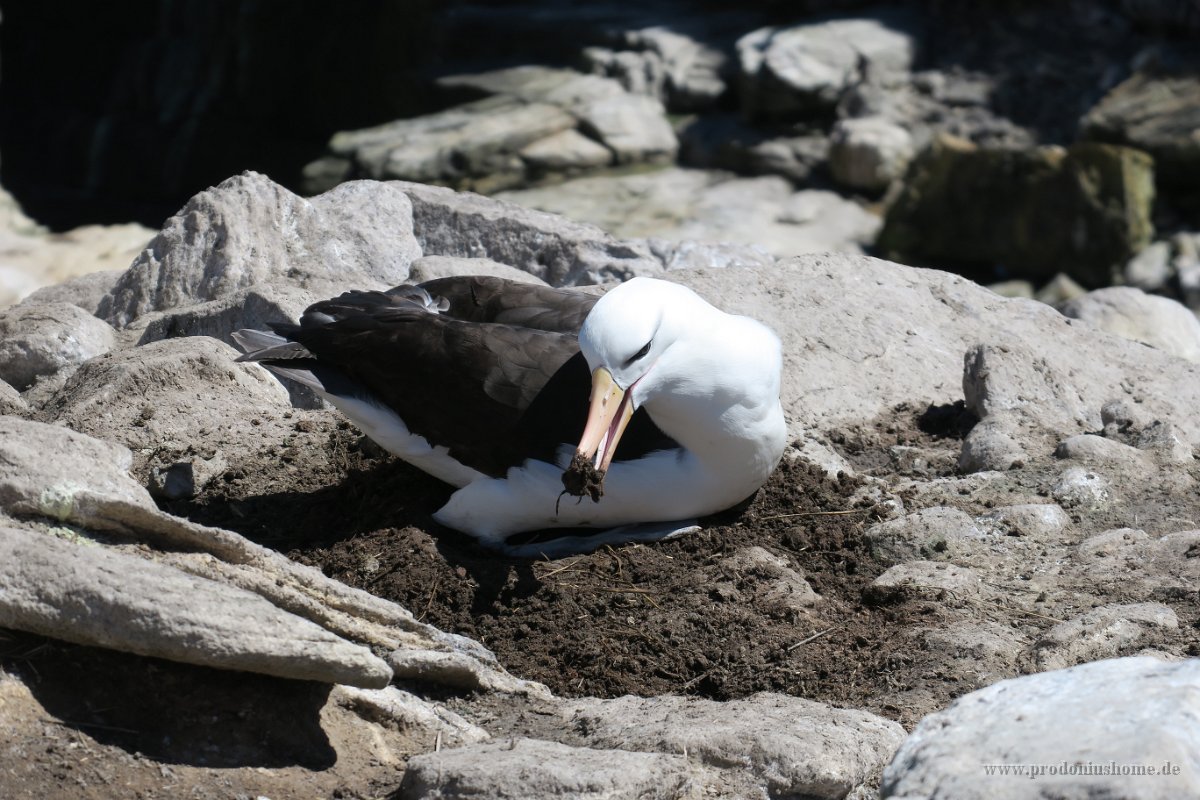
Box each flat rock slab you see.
[0,415,531,694]
[570,692,906,800]
[398,738,699,800]
[881,656,1200,799]
[0,523,392,687]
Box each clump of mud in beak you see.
[561,452,606,502]
[561,367,635,503]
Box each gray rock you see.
[1133,420,1195,464]
[19,268,124,315]
[668,255,1200,449]
[398,738,700,800]
[881,657,1200,799]
[986,280,1035,299]
[0,380,26,417]
[437,66,677,167]
[975,504,1070,539]
[582,45,667,101]
[867,560,982,604]
[828,116,915,192]
[387,649,551,698]
[1124,241,1173,291]
[333,95,577,190]
[878,137,1156,288]
[98,172,421,328]
[1072,528,1200,601]
[573,92,678,164]
[131,282,314,346]
[712,546,820,614]
[1060,287,1200,363]
[1052,467,1111,510]
[519,129,613,173]
[1081,60,1200,204]
[438,65,625,106]
[865,507,987,564]
[395,180,662,286]
[571,692,906,800]
[332,685,490,748]
[1100,398,1142,433]
[632,26,730,111]
[39,337,290,476]
[0,302,117,391]
[920,621,1026,688]
[957,414,1030,473]
[678,114,829,183]
[1054,433,1153,469]
[588,26,730,112]
[1024,603,1179,672]
[0,522,392,688]
[641,238,776,271]
[774,189,882,251]
[0,415,148,517]
[0,221,154,310]
[1075,527,1150,558]
[1034,272,1088,305]
[738,18,915,119]
[0,415,526,692]
[497,170,878,262]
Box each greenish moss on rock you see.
[1081,64,1200,221]
[878,135,1155,287]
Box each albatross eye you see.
[624,339,652,368]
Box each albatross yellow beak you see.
[576,367,635,473]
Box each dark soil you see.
[162,406,970,724]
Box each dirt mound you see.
[161,406,981,724]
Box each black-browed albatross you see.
[232,275,786,556]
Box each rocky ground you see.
[1,173,1198,799]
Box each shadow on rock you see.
[5,632,336,769]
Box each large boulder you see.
[97,172,422,329]
[670,255,1200,450]
[878,135,1155,287]
[881,657,1200,799]
[737,16,915,120]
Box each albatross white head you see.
[573,277,787,490]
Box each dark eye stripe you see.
[624,340,652,368]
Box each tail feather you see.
[232,328,312,363]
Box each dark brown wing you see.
[417,275,598,332]
[256,276,675,477]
